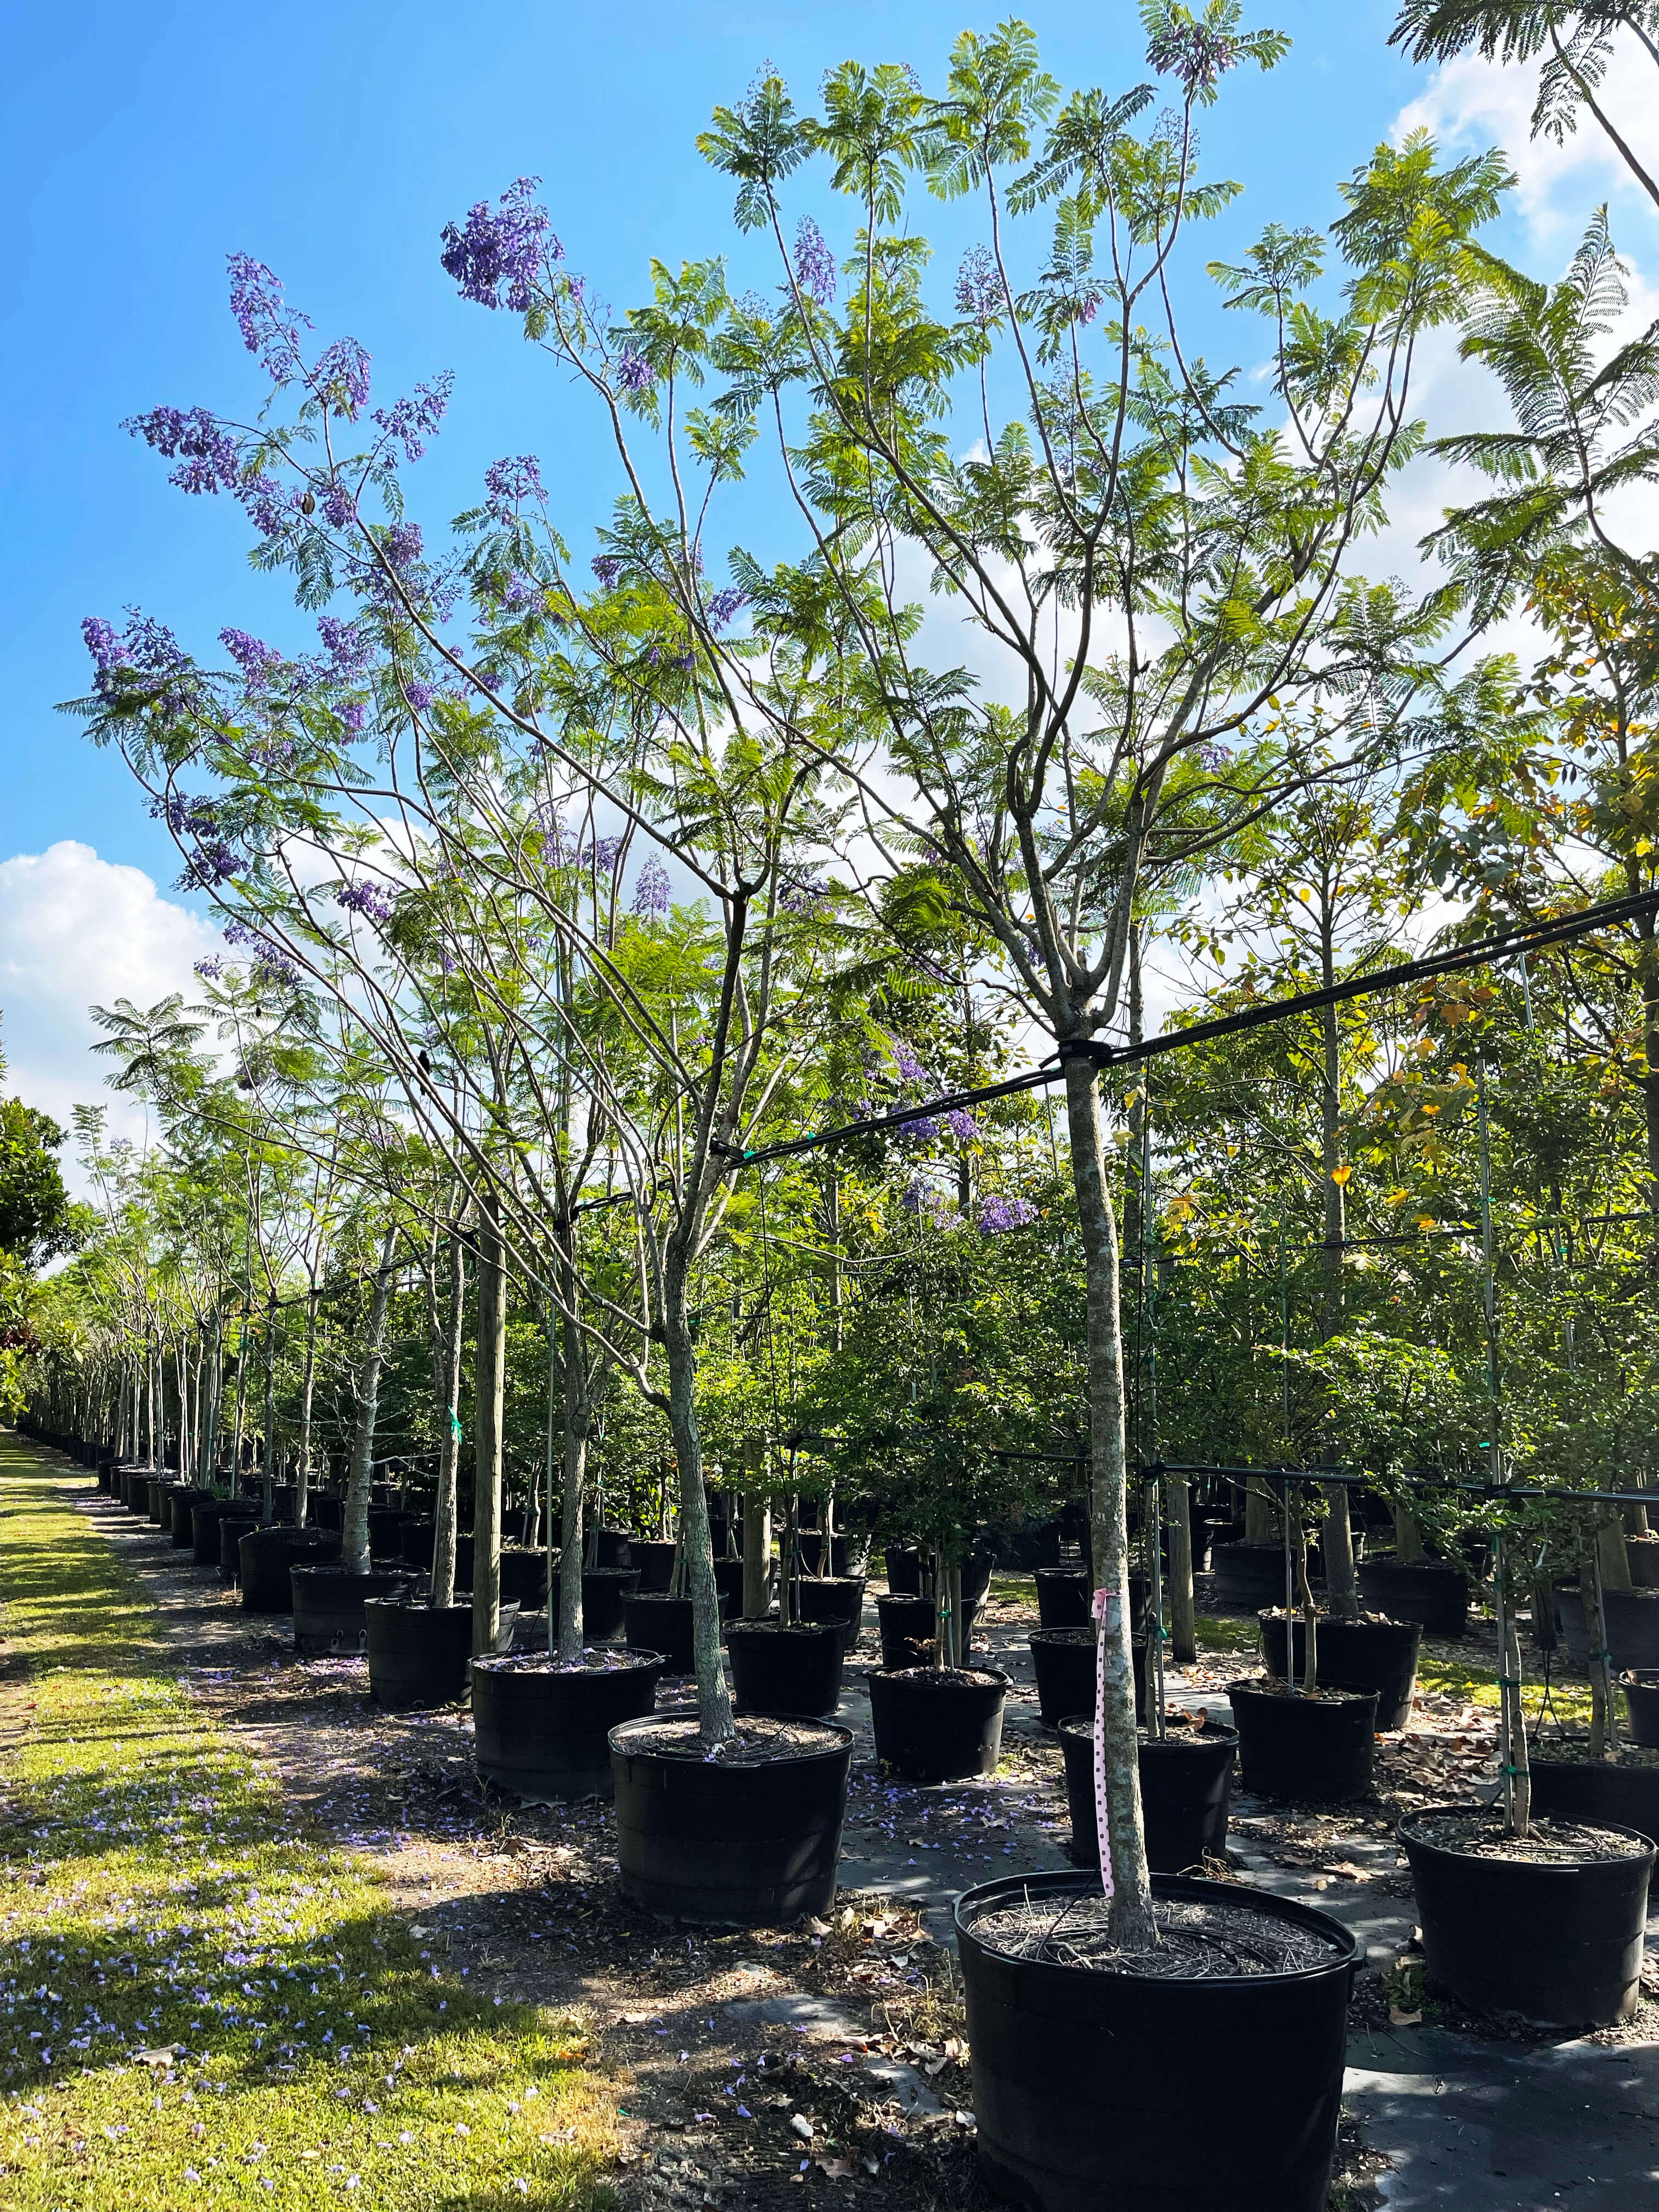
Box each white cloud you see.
[0,841,222,1187]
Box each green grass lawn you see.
[0,1434,619,2210]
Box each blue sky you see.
[3,0,1655,1150]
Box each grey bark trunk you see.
[557,1297,591,1664]
[472,1193,505,1658]
[342,1231,397,1577]
[296,1287,318,1529]
[1167,1476,1197,1663]
[1062,1051,1155,1949]
[428,1236,465,1610]
[742,1491,772,1621]
[663,1247,736,1748]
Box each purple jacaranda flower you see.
[483,453,545,523]
[591,553,623,589]
[220,629,280,680]
[321,480,356,531]
[943,1107,979,1142]
[336,879,398,927]
[341,700,367,731]
[504,569,541,608]
[89,612,196,714]
[181,840,243,889]
[897,1114,941,1146]
[978,1193,1037,1234]
[150,791,221,839]
[585,834,623,872]
[403,680,435,712]
[227,253,309,383]
[313,336,371,417]
[954,245,1002,329]
[380,522,424,574]
[632,855,670,919]
[615,347,655,396]
[194,956,226,982]
[82,617,122,676]
[778,878,827,915]
[535,806,570,861]
[439,177,560,312]
[793,217,837,304]
[317,615,371,679]
[890,1037,928,1085]
[705,586,748,631]
[239,477,298,541]
[123,405,242,496]
[372,375,452,462]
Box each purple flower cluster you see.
[793,217,837,305]
[778,877,828,915]
[897,1113,941,1146]
[632,854,670,919]
[317,615,371,679]
[954,245,1002,329]
[194,956,226,983]
[943,1106,980,1142]
[180,840,243,889]
[705,586,748,631]
[504,569,541,609]
[585,834,624,872]
[403,679,435,712]
[313,335,372,417]
[83,611,197,715]
[227,254,308,383]
[219,628,280,680]
[151,790,223,840]
[336,878,398,927]
[439,176,559,312]
[978,1193,1037,1235]
[890,1037,928,1085]
[125,405,241,495]
[615,347,656,396]
[380,522,425,575]
[483,453,546,523]
[591,552,623,589]
[373,375,452,461]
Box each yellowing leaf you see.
[1330,1164,1353,1187]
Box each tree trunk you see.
[261,1295,277,1522]
[1062,1050,1155,1949]
[342,1231,397,1577]
[296,1286,319,1530]
[1245,1481,1276,1543]
[663,1246,736,1749]
[742,1490,771,1621]
[1317,977,1362,1622]
[472,1193,505,1658]
[1167,1475,1197,1663]
[1393,1504,1425,1562]
[1597,1509,1633,1592]
[556,1282,592,1663]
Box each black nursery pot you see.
[549,1565,641,1642]
[1357,1557,1469,1639]
[472,1650,664,1803]
[727,1620,845,1718]
[623,1591,695,1674]
[1400,1803,1655,2025]
[1029,1626,1147,1729]
[499,1545,551,1611]
[189,1495,238,1568]
[592,1527,633,1569]
[1622,1670,1659,1749]
[956,1870,1358,2212]
[1626,1536,1659,1590]
[630,1539,679,1593]
[1604,1588,1659,1671]
[310,1495,345,1532]
[291,1562,414,1655]
[239,1525,340,1611]
[364,1596,473,1708]
[794,1575,866,1654]
[218,1513,262,1582]
[168,1488,210,1548]
[1035,1567,1091,1629]
[883,1542,923,1596]
[1059,1717,1238,1875]
[1526,1739,1659,1842]
[1227,1677,1378,1803]
[877,1592,936,1669]
[609,1715,854,1925]
[868,1666,1009,1782]
[1212,1542,1291,1612]
[1258,1611,1423,1731]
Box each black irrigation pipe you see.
[713,889,1659,1170]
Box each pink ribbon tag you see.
[1092,1587,1118,1902]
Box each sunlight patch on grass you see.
[0,1436,619,2210]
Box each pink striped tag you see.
[1092,1586,1118,1902]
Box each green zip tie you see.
[1502,1764,1528,1776]
[1496,1676,1523,1688]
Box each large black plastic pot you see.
[309,1495,345,1532]
[1228,1678,1378,1803]
[218,1513,261,1581]
[364,1598,473,1707]
[240,1526,340,1611]
[1626,1536,1659,1589]
[883,1542,923,1595]
[146,1477,176,1527]
[1400,1803,1655,2024]
[1526,1741,1659,1842]
[712,1558,745,1615]
[1036,1567,1147,1634]
[1212,1542,1290,1611]
[623,1591,695,1673]
[795,1575,866,1653]
[609,1715,853,1924]
[593,1527,632,1569]
[797,1531,856,1578]
[1029,1626,1146,1729]
[168,1487,211,1547]
[499,1545,551,1610]
[550,1565,641,1641]
[1622,1671,1659,1748]
[868,1666,1009,1782]
[727,1621,845,1718]
[1605,1588,1659,1671]
[472,1651,664,1803]
[1258,1611,1423,1731]
[1357,1558,1469,1639]
[631,1539,678,1593]
[877,1592,936,1669]
[291,1562,414,1655]
[1059,1718,1238,1875]
[188,1495,239,1566]
[956,1869,1358,2212]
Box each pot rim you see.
[1398,1798,1657,1868]
[1056,1712,1240,1748]
[470,1646,665,1678]
[607,1713,854,1764]
[954,1869,1358,1988]
[1226,1674,1380,1709]
[726,1617,843,1639]
[870,1663,1011,1689]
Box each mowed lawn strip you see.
[0,1434,619,2210]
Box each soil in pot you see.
[1227,1677,1379,1803]
[291,1562,414,1655]
[472,1648,664,1803]
[239,1526,340,1612]
[1357,1556,1469,1639]
[630,1539,678,1593]
[1257,1609,1423,1731]
[956,1869,1357,2212]
[1525,1735,1659,1841]
[794,1575,866,1653]
[608,1713,854,1925]
[868,1666,1009,1783]
[727,1620,845,1718]
[1211,1541,1291,1612]
[1400,1803,1654,2025]
[1059,1714,1238,1875]
[1029,1626,1146,1729]
[623,1590,695,1673]
[1622,1669,1659,1748]
[365,1597,506,1707]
